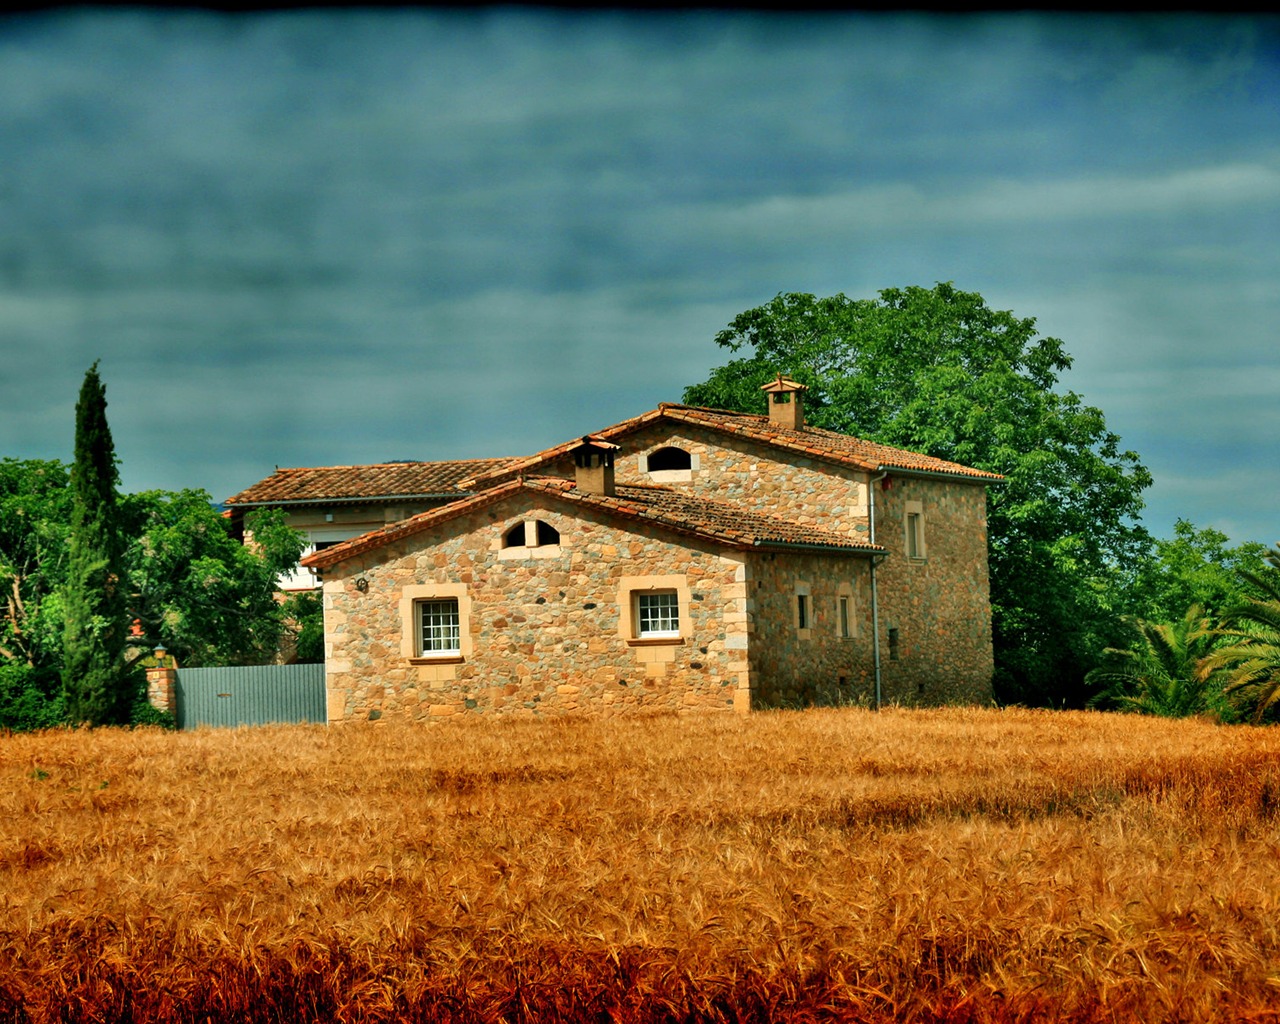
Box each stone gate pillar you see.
[146,646,177,717]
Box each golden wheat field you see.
[2,707,1280,1023]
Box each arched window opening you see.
[535,520,560,546]
[502,523,526,548]
[648,446,692,472]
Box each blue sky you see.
[2,11,1277,546]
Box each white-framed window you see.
[905,500,926,561]
[617,575,690,645]
[636,591,680,638]
[417,599,460,655]
[400,583,471,662]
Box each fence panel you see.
[175,663,326,729]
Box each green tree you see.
[281,590,325,664]
[1204,548,1280,723]
[2,451,309,729]
[122,492,306,668]
[1121,518,1270,623]
[61,363,131,725]
[684,284,1153,706]
[1085,605,1229,719]
[0,459,71,728]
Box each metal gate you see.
[175,663,326,729]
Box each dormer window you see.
[499,519,562,559]
[644,445,699,482]
[647,446,692,472]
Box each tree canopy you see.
[0,459,72,728]
[684,283,1154,706]
[1121,519,1270,624]
[121,491,305,669]
[0,460,307,729]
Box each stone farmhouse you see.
[253,378,1001,723]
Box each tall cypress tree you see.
[62,362,128,725]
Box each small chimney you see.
[571,436,620,496]
[760,374,807,430]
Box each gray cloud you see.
[1,10,1277,545]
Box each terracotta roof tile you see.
[543,481,884,553]
[459,404,1002,488]
[225,458,518,507]
[302,478,882,570]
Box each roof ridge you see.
[264,455,518,474]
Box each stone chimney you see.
[571,436,620,496]
[761,375,807,430]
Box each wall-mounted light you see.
[355,577,369,593]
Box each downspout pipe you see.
[868,471,889,711]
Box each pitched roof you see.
[459,403,1003,488]
[224,458,518,508]
[301,477,883,570]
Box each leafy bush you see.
[0,663,65,731]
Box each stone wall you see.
[743,550,878,708]
[531,423,874,543]
[321,491,751,723]
[871,475,994,705]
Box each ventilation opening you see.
[502,523,526,548]
[535,520,560,545]
[648,446,692,472]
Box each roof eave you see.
[876,465,1005,484]
[751,539,886,557]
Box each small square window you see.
[636,591,679,638]
[417,599,460,655]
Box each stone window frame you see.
[794,580,812,641]
[905,500,927,562]
[618,574,690,647]
[400,582,471,664]
[641,446,701,484]
[836,581,858,641]
[498,518,563,561]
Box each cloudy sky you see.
[2,11,1277,546]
